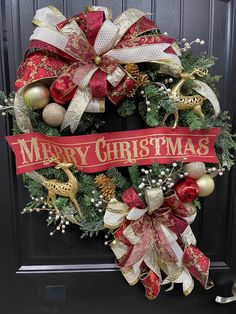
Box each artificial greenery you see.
[117,50,236,169]
[2,37,236,237]
[117,98,136,117]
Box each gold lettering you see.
[197,137,209,155]
[75,146,91,165]
[166,137,183,156]
[106,142,119,161]
[95,138,107,162]
[183,139,196,155]
[132,140,138,158]
[18,138,41,164]
[150,137,167,156]
[52,144,66,161]
[41,142,53,160]
[63,147,78,166]
[119,141,133,162]
[139,138,149,158]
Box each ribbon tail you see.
[183,245,214,290]
[156,224,183,264]
[105,43,181,66]
[162,267,194,296]
[192,80,220,117]
[143,246,162,280]
[14,90,33,133]
[60,88,91,133]
[140,270,161,300]
[180,225,197,246]
[121,259,143,286]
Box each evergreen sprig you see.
[106,168,129,191]
[138,84,175,127]
[117,98,136,117]
[4,38,236,238]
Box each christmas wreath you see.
[1,5,236,300]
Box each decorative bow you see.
[104,187,213,299]
[19,5,182,133]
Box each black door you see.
[1,1,236,313]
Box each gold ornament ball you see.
[196,174,215,197]
[23,82,50,109]
[94,55,102,65]
[42,103,66,127]
[183,162,206,179]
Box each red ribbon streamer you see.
[183,245,213,289]
[6,127,220,175]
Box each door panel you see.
[1,1,236,313]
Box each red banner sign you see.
[6,127,220,175]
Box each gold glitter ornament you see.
[95,174,116,201]
[43,102,66,127]
[183,162,206,179]
[23,82,50,109]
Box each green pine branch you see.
[117,98,136,117]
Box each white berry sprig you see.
[138,163,185,195]
[180,37,205,52]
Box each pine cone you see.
[124,64,150,98]
[124,63,140,80]
[95,174,116,201]
[136,73,150,88]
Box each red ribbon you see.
[140,270,161,300]
[183,245,213,289]
[163,191,189,218]
[90,69,107,98]
[113,187,212,299]
[87,11,104,45]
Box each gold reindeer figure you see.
[42,157,83,218]
[163,68,208,128]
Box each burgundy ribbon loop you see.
[163,191,189,218]
[90,69,107,98]
[87,11,105,46]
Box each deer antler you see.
[44,156,60,165]
[190,68,208,78]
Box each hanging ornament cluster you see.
[23,82,67,127]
